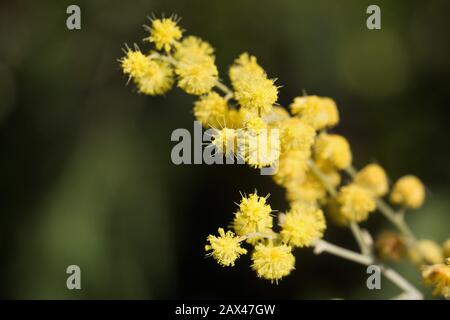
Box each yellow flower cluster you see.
[205,192,324,282]
[123,16,441,290]
[120,16,218,96]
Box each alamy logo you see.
[170,121,280,175]
[66,5,81,30]
[366,265,381,290]
[66,265,81,290]
[366,5,381,30]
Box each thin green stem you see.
[313,239,373,265]
[215,80,234,99]
[381,268,423,300]
[350,222,371,256]
[376,198,416,245]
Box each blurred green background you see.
[0,0,449,299]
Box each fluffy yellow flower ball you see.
[280,204,326,247]
[135,60,174,95]
[205,228,247,267]
[176,56,218,95]
[337,184,376,222]
[234,75,278,115]
[193,92,228,128]
[147,17,183,52]
[390,175,425,209]
[355,163,389,197]
[314,133,352,170]
[290,95,339,130]
[121,49,151,79]
[280,118,316,154]
[232,193,273,243]
[251,243,295,283]
[230,53,278,115]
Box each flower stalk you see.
[313,239,423,300]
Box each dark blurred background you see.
[0,0,449,299]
